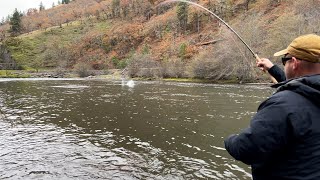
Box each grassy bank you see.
[0,70,31,78]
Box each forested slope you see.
[0,0,319,82]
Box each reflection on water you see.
[0,79,273,179]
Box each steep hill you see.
[0,0,319,82]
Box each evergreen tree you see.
[39,1,45,11]
[1,17,5,25]
[9,9,22,36]
[62,0,70,4]
[177,2,189,33]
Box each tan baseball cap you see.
[274,34,320,63]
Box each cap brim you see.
[274,49,288,56]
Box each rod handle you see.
[255,54,278,84]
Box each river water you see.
[0,78,274,179]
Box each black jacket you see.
[224,74,320,180]
[268,65,286,82]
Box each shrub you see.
[74,62,93,77]
[161,58,186,78]
[127,53,161,78]
[179,43,187,58]
[186,47,239,81]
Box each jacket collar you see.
[271,74,320,89]
[272,74,320,105]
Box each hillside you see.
[0,0,319,82]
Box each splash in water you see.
[126,80,135,88]
[122,79,135,88]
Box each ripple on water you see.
[0,122,147,179]
[0,79,255,179]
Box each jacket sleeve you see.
[224,93,292,165]
[268,65,286,82]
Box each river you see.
[0,78,274,179]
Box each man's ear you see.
[291,57,300,70]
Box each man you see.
[224,34,320,180]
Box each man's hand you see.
[256,58,274,72]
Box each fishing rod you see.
[158,0,259,59]
[158,0,278,83]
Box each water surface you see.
[0,79,273,179]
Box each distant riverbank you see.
[0,69,273,85]
[0,69,119,79]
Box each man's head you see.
[274,34,320,79]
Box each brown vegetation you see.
[0,0,319,81]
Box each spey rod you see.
[158,0,258,58]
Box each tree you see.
[62,0,71,4]
[112,0,121,18]
[190,11,201,33]
[26,8,38,16]
[176,2,188,33]
[39,2,45,11]
[0,17,5,25]
[9,9,22,36]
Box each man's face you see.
[282,54,295,79]
[283,54,304,80]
